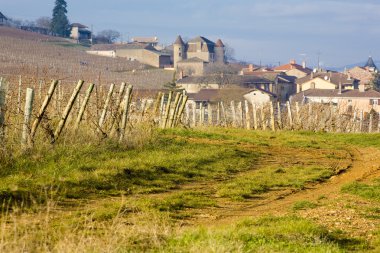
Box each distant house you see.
[274,60,312,78]
[70,23,91,42]
[348,57,378,87]
[87,42,171,68]
[291,88,380,113]
[173,35,225,75]
[296,72,358,93]
[348,66,374,86]
[243,88,277,105]
[131,37,159,47]
[0,11,7,25]
[240,69,297,102]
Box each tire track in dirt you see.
[204,146,380,224]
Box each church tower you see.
[173,35,185,69]
[214,39,225,63]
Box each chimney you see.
[290,59,296,64]
[310,72,314,80]
[248,64,254,71]
[359,84,365,92]
[347,73,351,80]
[302,61,306,69]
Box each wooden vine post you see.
[286,101,293,129]
[270,102,275,131]
[0,78,7,141]
[175,95,188,126]
[169,93,181,128]
[53,80,84,143]
[277,102,282,130]
[30,80,59,142]
[74,83,95,130]
[208,103,213,126]
[119,84,133,143]
[21,88,34,149]
[252,103,258,130]
[162,91,173,128]
[98,83,115,131]
[245,100,251,129]
[109,82,126,132]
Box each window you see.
[370,99,379,105]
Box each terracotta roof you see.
[274,63,312,73]
[71,23,88,28]
[174,35,185,45]
[215,39,224,47]
[296,72,357,86]
[291,89,380,103]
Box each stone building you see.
[87,43,171,68]
[173,35,225,75]
[70,23,92,42]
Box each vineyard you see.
[0,27,379,253]
[0,26,173,88]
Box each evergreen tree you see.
[51,0,69,37]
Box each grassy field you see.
[0,128,379,252]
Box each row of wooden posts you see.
[1,76,379,151]
[178,99,380,133]
[0,78,140,149]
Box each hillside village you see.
[1,8,380,115]
[1,2,380,252]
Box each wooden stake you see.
[163,91,173,128]
[98,83,115,130]
[74,83,95,130]
[231,101,236,127]
[17,75,22,114]
[175,95,188,126]
[21,88,34,148]
[270,102,275,131]
[220,101,227,126]
[119,84,133,142]
[286,101,293,129]
[245,100,250,129]
[169,93,181,128]
[53,80,84,142]
[369,113,373,133]
[30,80,59,141]
[208,103,213,125]
[109,82,127,132]
[261,105,266,130]
[277,102,282,130]
[252,103,258,130]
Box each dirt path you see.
[195,147,380,225]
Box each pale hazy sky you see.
[1,0,379,68]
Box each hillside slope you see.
[0,26,173,88]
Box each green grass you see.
[292,200,319,211]
[161,216,368,252]
[217,165,335,201]
[342,180,380,201]
[0,128,379,251]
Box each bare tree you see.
[224,43,236,63]
[35,16,52,30]
[96,30,121,44]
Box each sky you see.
[1,0,380,68]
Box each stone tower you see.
[214,39,225,63]
[173,35,185,68]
